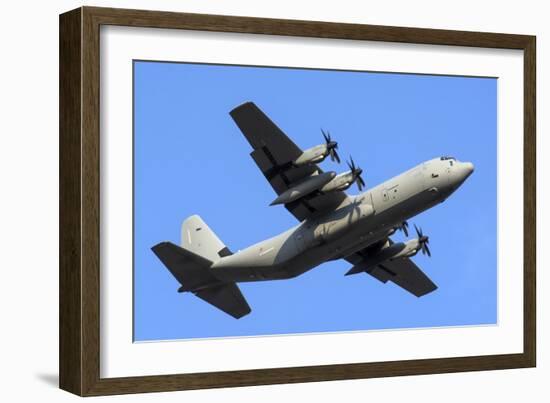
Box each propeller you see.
[347,156,366,191]
[397,221,409,237]
[414,224,431,257]
[321,129,341,163]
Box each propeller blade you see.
[347,156,366,191]
[399,221,409,237]
[413,223,431,257]
[322,129,340,163]
[321,129,329,143]
[414,224,422,238]
[357,175,366,191]
[424,243,431,257]
[332,149,341,163]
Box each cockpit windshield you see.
[440,156,456,161]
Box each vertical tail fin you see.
[152,215,250,318]
[181,215,232,262]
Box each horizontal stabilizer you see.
[194,283,251,319]
[152,242,251,318]
[151,242,219,292]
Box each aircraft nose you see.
[463,161,474,176]
[454,161,474,184]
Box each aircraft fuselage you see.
[210,157,473,283]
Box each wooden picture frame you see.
[59,6,536,396]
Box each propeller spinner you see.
[321,129,341,163]
[414,224,431,257]
[347,156,366,191]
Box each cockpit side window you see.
[440,156,456,161]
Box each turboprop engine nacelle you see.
[293,130,341,166]
[320,171,355,192]
[293,144,329,166]
[321,157,366,193]
[389,240,422,259]
[270,171,336,205]
[345,238,421,276]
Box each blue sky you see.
[133,61,497,341]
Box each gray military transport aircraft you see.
[152,102,474,319]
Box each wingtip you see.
[415,283,438,297]
[233,306,252,319]
[229,101,256,116]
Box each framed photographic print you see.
[59,6,536,396]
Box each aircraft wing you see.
[345,243,437,297]
[230,102,349,222]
